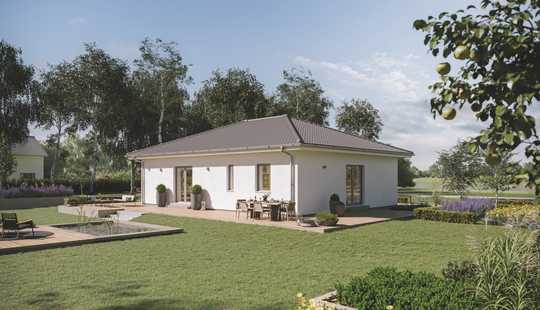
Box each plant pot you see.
[158,192,167,207]
[335,202,346,217]
[191,193,202,210]
[330,201,346,217]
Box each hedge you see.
[335,267,479,309]
[414,206,479,224]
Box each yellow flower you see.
[386,306,394,310]
[296,292,304,298]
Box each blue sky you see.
[1,0,486,169]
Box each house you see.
[10,136,47,180]
[127,115,413,215]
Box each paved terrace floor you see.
[116,204,414,233]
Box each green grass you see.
[2,206,81,225]
[0,207,503,310]
[399,177,535,199]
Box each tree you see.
[0,40,36,144]
[398,158,416,187]
[63,134,93,195]
[134,38,191,144]
[478,152,520,206]
[0,135,16,186]
[71,43,132,194]
[37,62,77,181]
[436,141,484,197]
[336,99,383,140]
[271,68,333,125]
[413,0,540,192]
[194,68,269,128]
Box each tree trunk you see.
[50,120,63,182]
[89,136,98,195]
[158,75,165,144]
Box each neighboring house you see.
[10,136,47,181]
[127,115,413,215]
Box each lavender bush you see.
[0,184,74,198]
[440,198,494,214]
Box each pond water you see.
[53,221,153,236]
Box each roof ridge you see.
[290,117,411,154]
[284,115,304,144]
[243,114,288,122]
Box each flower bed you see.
[440,198,493,214]
[486,204,540,228]
[0,184,73,198]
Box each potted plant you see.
[315,212,339,226]
[191,184,203,210]
[329,193,346,217]
[156,184,167,207]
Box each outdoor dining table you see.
[263,202,283,221]
[246,200,283,221]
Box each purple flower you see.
[441,198,494,214]
[0,184,74,198]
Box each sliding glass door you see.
[346,165,363,205]
[175,167,192,202]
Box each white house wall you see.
[9,155,44,180]
[295,150,398,214]
[142,152,293,210]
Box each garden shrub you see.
[442,260,478,283]
[414,206,478,224]
[156,184,167,193]
[64,195,119,206]
[315,212,338,226]
[335,267,479,309]
[191,184,202,194]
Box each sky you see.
[0,0,494,169]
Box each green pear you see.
[453,45,470,60]
[436,62,451,75]
[442,108,456,120]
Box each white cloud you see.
[292,53,489,169]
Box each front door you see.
[175,167,192,202]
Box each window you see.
[346,165,363,205]
[256,164,271,191]
[227,165,234,191]
[20,173,36,181]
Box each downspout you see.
[280,146,296,205]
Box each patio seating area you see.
[88,203,414,233]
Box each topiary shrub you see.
[156,184,167,193]
[330,193,340,201]
[335,267,479,309]
[191,184,202,194]
[315,212,338,226]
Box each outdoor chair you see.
[1,212,36,238]
[252,202,270,220]
[281,202,296,221]
[235,200,249,220]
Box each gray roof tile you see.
[128,115,413,158]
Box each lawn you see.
[1,207,502,310]
[399,177,535,199]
